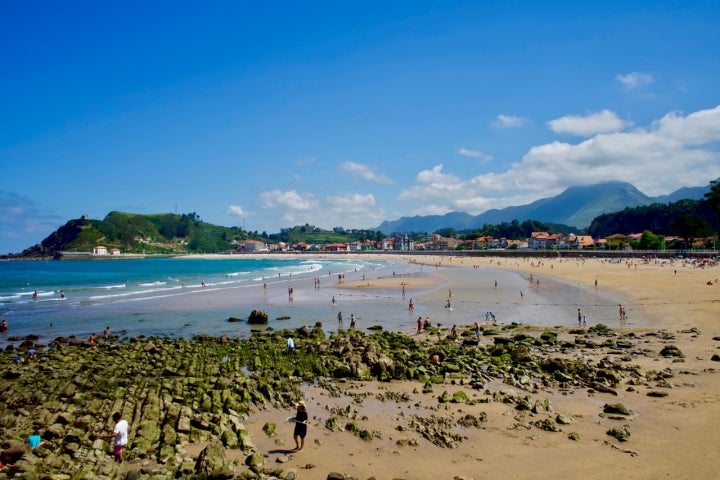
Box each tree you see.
[703,179,720,217]
[636,230,665,250]
[669,214,713,247]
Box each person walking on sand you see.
[291,401,309,451]
[474,321,481,340]
[101,412,128,463]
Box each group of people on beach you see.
[2,412,128,467]
[336,311,357,329]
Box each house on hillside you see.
[573,235,595,249]
[93,246,108,255]
[361,239,375,251]
[528,232,550,249]
[324,243,348,252]
[428,234,461,250]
[392,234,414,251]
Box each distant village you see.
[223,231,702,254]
[79,231,712,258]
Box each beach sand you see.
[233,254,720,479]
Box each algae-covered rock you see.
[325,416,342,432]
[533,418,560,432]
[451,391,469,404]
[568,431,581,441]
[607,424,631,442]
[220,429,239,448]
[556,412,574,425]
[539,331,558,343]
[603,403,632,415]
[262,422,277,437]
[238,427,256,452]
[659,345,684,358]
[195,440,232,476]
[245,452,266,472]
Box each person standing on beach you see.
[417,316,423,334]
[337,311,343,328]
[577,308,582,326]
[101,412,128,463]
[286,336,294,353]
[291,401,309,451]
[350,314,356,329]
[474,322,481,340]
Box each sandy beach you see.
[3,253,719,479]
[233,253,720,479]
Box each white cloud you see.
[495,114,528,128]
[458,148,492,161]
[227,205,247,217]
[341,161,394,184]
[257,188,387,230]
[503,105,720,196]
[653,106,720,145]
[259,189,319,210]
[396,105,720,215]
[323,192,388,227]
[547,110,631,136]
[616,72,654,89]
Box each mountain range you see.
[376,181,712,234]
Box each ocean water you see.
[0,256,639,347]
[0,256,418,345]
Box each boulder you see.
[603,403,631,415]
[659,345,684,358]
[248,310,269,325]
[607,425,631,442]
[195,441,232,476]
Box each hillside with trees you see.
[17,212,256,257]
[588,199,719,242]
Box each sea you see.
[0,256,638,347]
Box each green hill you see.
[19,212,254,257]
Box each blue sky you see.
[2,1,720,253]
